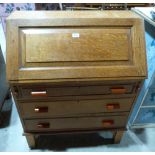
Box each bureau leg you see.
[113,131,124,144]
[24,133,36,149]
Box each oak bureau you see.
[6,11,147,148]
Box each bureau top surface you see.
[6,11,147,83]
[7,11,141,20]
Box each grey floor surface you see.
[0,98,155,152]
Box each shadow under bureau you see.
[6,11,147,148]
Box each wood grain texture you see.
[113,130,124,143]
[6,11,147,146]
[24,113,128,132]
[23,133,36,148]
[6,11,147,82]
[7,11,142,20]
[19,84,134,98]
[22,28,130,62]
[19,98,134,119]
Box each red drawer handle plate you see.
[102,120,114,126]
[111,87,126,94]
[106,103,120,110]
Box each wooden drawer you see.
[15,84,135,100]
[24,114,128,132]
[19,98,133,119]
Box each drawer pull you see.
[34,107,48,113]
[31,91,47,97]
[37,122,50,128]
[111,87,126,94]
[106,103,120,110]
[102,120,114,126]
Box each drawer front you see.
[24,114,128,132]
[19,98,133,119]
[16,84,135,100]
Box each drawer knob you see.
[34,106,48,113]
[111,87,126,94]
[106,103,120,110]
[102,120,114,126]
[37,122,50,128]
[31,91,47,97]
